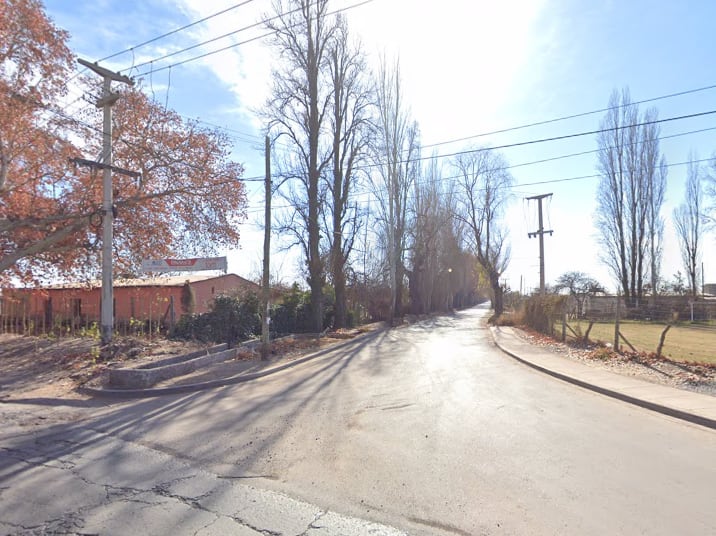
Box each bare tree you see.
[407,156,455,313]
[595,87,665,308]
[673,155,703,298]
[554,271,605,317]
[371,58,419,325]
[264,0,336,332]
[325,15,371,328]
[453,148,514,316]
[646,157,667,304]
[704,153,716,229]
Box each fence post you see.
[562,312,567,342]
[169,295,176,329]
[613,293,620,352]
[656,325,671,358]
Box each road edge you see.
[490,326,716,430]
[79,327,386,399]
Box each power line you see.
[365,109,716,169]
[69,1,716,175]
[243,156,716,215]
[31,88,716,187]
[131,0,375,77]
[498,125,716,172]
[99,0,258,63]
[421,82,716,150]
[458,156,715,192]
[18,90,267,183]
[23,81,716,190]
[128,15,267,72]
[197,98,716,175]
[243,122,716,190]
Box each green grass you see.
[560,320,716,365]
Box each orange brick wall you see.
[1,274,259,325]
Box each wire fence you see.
[0,314,170,340]
[551,296,716,364]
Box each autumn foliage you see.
[0,0,247,284]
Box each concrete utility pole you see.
[77,59,134,346]
[527,193,553,295]
[261,136,272,360]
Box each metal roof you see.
[10,273,257,290]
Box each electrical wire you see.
[69,0,716,175]
[240,155,716,217]
[23,85,716,189]
[99,0,258,63]
[421,83,716,149]
[131,0,376,77]
[128,17,267,72]
[374,109,716,168]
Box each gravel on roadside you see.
[513,327,716,397]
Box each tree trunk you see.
[490,272,504,316]
[395,261,406,319]
[333,256,347,328]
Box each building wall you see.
[1,274,260,326]
[114,286,176,323]
[190,274,258,312]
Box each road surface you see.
[2,306,715,535]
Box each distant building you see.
[0,274,259,329]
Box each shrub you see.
[523,294,567,335]
[493,308,525,327]
[590,346,614,360]
[171,292,260,345]
[269,284,311,335]
[268,283,336,334]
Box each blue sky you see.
[43,0,716,291]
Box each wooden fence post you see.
[584,321,594,343]
[656,325,671,358]
[613,293,620,352]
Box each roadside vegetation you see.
[559,320,716,365]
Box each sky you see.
[43,0,716,293]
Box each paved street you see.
[2,306,716,535]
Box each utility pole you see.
[77,59,134,346]
[527,193,553,295]
[261,136,271,360]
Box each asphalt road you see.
[2,305,716,535]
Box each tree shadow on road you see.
[0,329,390,531]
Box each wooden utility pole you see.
[261,136,272,360]
[77,59,134,346]
[527,193,553,294]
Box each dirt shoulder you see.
[0,325,384,400]
[512,326,716,397]
[3,320,713,402]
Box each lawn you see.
[560,320,716,365]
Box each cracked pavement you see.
[2,307,716,535]
[0,422,405,535]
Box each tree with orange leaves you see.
[0,0,247,284]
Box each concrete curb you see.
[489,326,716,430]
[79,328,386,399]
[109,345,235,389]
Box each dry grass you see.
[561,320,716,364]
